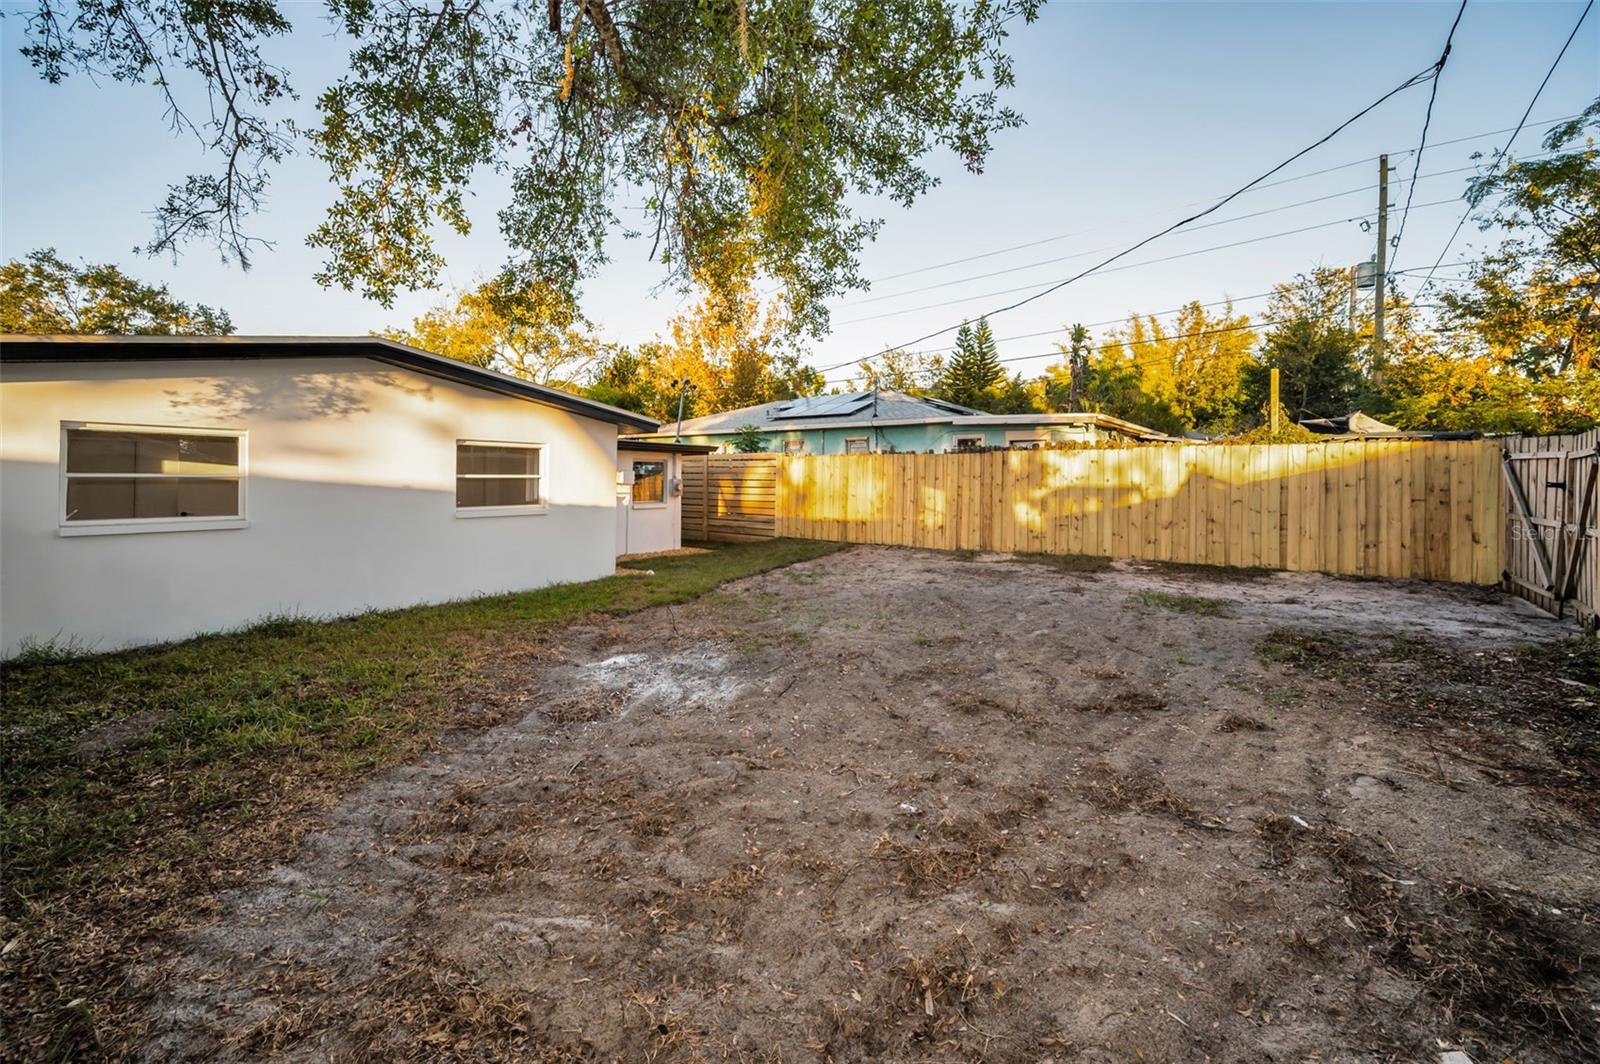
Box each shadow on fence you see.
[773,441,1503,584]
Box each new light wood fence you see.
[773,441,1504,583]
[1504,430,1598,621]
[683,453,778,542]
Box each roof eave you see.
[0,334,660,432]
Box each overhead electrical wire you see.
[846,151,1567,310]
[1390,0,1470,267]
[840,305,1456,389]
[1417,0,1595,295]
[832,197,1459,331]
[821,260,1486,384]
[864,112,1582,288]
[857,53,1451,362]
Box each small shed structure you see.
[616,439,716,557]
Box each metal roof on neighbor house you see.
[0,334,660,432]
[651,390,987,436]
[629,390,1168,442]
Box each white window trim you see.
[630,457,670,510]
[842,436,871,454]
[1005,431,1047,450]
[952,434,987,451]
[455,439,548,518]
[58,421,248,537]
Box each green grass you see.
[1133,590,1230,616]
[0,538,839,913]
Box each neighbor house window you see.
[783,439,805,455]
[632,460,666,505]
[843,436,871,454]
[953,435,986,451]
[61,423,245,533]
[456,441,544,514]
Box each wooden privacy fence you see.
[683,453,777,542]
[773,441,1504,584]
[1503,430,1598,622]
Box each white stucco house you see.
[0,334,663,656]
[615,439,715,557]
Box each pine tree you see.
[936,317,1005,409]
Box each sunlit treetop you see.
[20,0,1042,336]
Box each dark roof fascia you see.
[617,438,720,454]
[0,334,660,432]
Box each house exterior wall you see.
[677,420,1117,454]
[0,357,620,655]
[616,449,680,556]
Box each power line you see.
[1391,0,1470,267]
[865,57,1446,360]
[860,112,1582,288]
[1417,0,1596,295]
[835,197,1459,330]
[847,152,1559,310]
[823,260,1487,383]
[844,306,1464,388]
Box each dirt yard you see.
[132,547,1597,1062]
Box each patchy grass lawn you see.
[92,547,1596,1063]
[0,538,838,1054]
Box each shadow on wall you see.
[0,462,619,657]
[776,444,1503,584]
[164,372,437,422]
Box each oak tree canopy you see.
[20,0,1041,334]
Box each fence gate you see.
[682,453,778,542]
[1503,430,1599,624]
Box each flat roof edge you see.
[0,334,660,432]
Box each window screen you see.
[63,427,242,523]
[632,460,666,504]
[456,442,542,508]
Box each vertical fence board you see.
[761,441,1515,587]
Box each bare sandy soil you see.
[135,547,1597,1062]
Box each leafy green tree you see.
[851,348,944,395]
[1089,302,1256,433]
[935,318,1006,409]
[1044,323,1092,411]
[730,425,768,453]
[584,345,664,415]
[0,249,233,335]
[1078,359,1184,436]
[1416,99,1600,431]
[1244,270,1364,421]
[21,0,1041,328]
[382,276,601,388]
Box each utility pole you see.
[1269,367,1280,436]
[1373,153,1389,388]
[673,378,690,442]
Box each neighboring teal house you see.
[625,391,1166,454]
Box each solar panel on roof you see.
[773,392,876,419]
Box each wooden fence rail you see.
[772,441,1504,584]
[1503,430,1598,621]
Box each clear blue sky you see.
[3,1,1596,387]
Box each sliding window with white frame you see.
[455,440,546,516]
[59,422,246,536]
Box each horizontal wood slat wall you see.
[773,441,1504,584]
[682,454,778,542]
